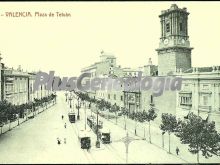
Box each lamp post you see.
[65,91,68,102]
[69,94,73,109]
[115,132,144,163]
[84,101,87,130]
[96,104,100,148]
[77,97,80,120]
[113,103,118,125]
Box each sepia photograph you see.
[0,1,220,164]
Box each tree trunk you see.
[124,115,126,130]
[162,133,164,148]
[197,151,199,164]
[149,121,151,143]
[168,132,171,153]
[9,120,11,130]
[1,126,3,134]
[115,112,116,124]
[134,118,137,135]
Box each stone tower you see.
[156,4,193,76]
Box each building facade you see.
[0,61,52,105]
[176,67,220,130]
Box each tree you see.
[135,111,146,138]
[97,99,106,111]
[176,112,220,163]
[121,107,129,130]
[104,101,111,120]
[160,113,179,153]
[111,103,120,124]
[143,108,157,143]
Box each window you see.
[166,23,170,32]
[203,84,209,90]
[180,22,183,32]
[180,96,192,106]
[203,96,208,106]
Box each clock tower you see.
[156,4,193,76]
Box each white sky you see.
[0,2,220,77]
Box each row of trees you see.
[73,91,220,163]
[0,93,57,128]
[160,113,220,163]
[74,91,120,118]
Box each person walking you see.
[57,138,61,145]
[62,115,64,120]
[64,138,66,144]
[64,123,67,128]
[176,146,180,155]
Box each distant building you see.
[81,51,123,78]
[81,51,123,100]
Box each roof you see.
[183,66,219,73]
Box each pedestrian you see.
[64,138,66,144]
[176,146,180,155]
[64,123,67,128]
[62,115,64,120]
[57,138,61,145]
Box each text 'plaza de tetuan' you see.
[81,4,220,130]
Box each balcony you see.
[199,105,212,112]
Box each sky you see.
[0,2,220,77]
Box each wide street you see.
[0,92,196,163]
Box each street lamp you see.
[76,97,81,120]
[113,103,118,125]
[115,132,144,163]
[96,104,100,148]
[83,101,87,130]
[69,94,73,109]
[65,91,68,102]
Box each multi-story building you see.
[81,51,123,78]
[1,65,30,105]
[0,60,52,105]
[28,71,51,102]
[176,66,220,130]
[81,51,123,100]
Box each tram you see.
[98,128,111,144]
[87,115,103,133]
[68,112,76,123]
[86,115,111,144]
[78,130,91,149]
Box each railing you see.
[198,105,212,111]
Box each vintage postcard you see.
[0,1,220,164]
